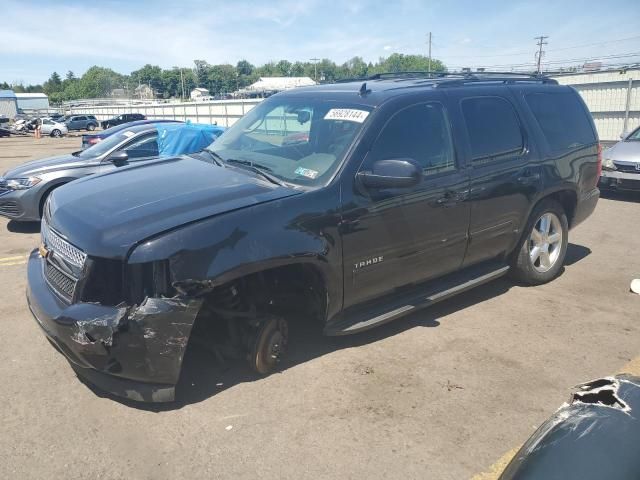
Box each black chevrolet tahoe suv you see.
[26,73,601,402]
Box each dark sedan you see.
[101,113,145,129]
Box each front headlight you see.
[6,176,42,190]
[602,158,617,171]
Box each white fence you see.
[66,99,263,127]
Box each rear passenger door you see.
[445,88,542,266]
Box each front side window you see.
[78,129,151,159]
[525,92,596,151]
[461,96,523,161]
[208,97,372,186]
[368,102,455,176]
[122,134,159,159]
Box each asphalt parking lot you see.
[1,135,639,479]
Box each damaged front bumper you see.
[26,250,202,402]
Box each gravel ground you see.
[0,135,639,479]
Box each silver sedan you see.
[600,126,640,191]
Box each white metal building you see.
[244,77,316,93]
[15,92,49,111]
[190,87,210,100]
[551,68,640,142]
[0,90,18,118]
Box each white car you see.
[40,118,68,137]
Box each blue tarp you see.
[156,122,225,157]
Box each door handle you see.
[517,172,540,184]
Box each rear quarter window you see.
[525,91,596,152]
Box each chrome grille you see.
[45,263,76,300]
[41,219,87,268]
[614,162,640,174]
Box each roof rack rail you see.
[366,71,557,85]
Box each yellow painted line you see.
[0,255,28,262]
[471,354,640,480]
[471,447,520,480]
[618,356,640,376]
[0,260,27,267]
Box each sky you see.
[1,0,640,85]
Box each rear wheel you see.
[510,200,568,285]
[50,129,62,137]
[87,123,96,131]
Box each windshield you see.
[626,127,640,141]
[207,97,372,186]
[77,129,150,159]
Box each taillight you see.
[596,143,602,186]
[89,138,101,144]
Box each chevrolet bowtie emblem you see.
[38,243,49,258]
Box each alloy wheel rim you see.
[528,212,563,273]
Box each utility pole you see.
[535,35,548,74]
[180,68,185,101]
[427,32,432,74]
[310,58,320,82]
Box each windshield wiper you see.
[203,149,224,166]
[225,159,284,186]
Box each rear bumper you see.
[572,187,600,229]
[26,250,202,402]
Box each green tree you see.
[276,60,292,76]
[43,72,63,95]
[78,66,124,97]
[236,60,254,76]
[130,64,163,96]
[375,53,446,74]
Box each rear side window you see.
[461,96,523,161]
[525,92,596,152]
[369,102,455,175]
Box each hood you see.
[4,153,94,178]
[47,156,300,259]
[605,141,640,163]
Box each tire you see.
[50,129,62,138]
[87,123,96,131]
[510,199,568,285]
[104,123,111,129]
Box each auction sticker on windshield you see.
[324,109,369,123]
[294,167,319,179]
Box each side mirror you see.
[357,159,422,189]
[107,151,129,165]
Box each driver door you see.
[341,99,471,307]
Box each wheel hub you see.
[529,212,563,273]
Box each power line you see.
[439,34,640,59]
[535,35,549,74]
[427,32,432,73]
